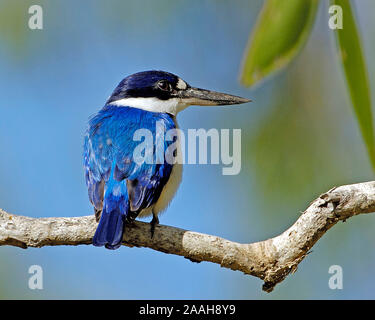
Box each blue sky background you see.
[1,0,375,299]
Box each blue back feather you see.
[84,105,176,249]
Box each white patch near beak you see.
[176,78,188,90]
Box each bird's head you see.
[106,70,250,115]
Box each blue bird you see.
[83,70,250,249]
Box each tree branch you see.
[1,181,375,292]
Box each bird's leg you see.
[150,213,159,239]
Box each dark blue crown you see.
[106,70,181,104]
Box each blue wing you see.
[83,106,176,249]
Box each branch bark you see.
[1,181,375,292]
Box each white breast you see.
[153,161,182,215]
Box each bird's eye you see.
[157,80,171,91]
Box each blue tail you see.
[93,180,128,250]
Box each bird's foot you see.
[125,211,138,225]
[150,215,159,239]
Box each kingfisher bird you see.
[83,70,250,249]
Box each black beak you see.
[177,87,251,106]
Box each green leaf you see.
[332,0,375,170]
[240,0,319,87]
